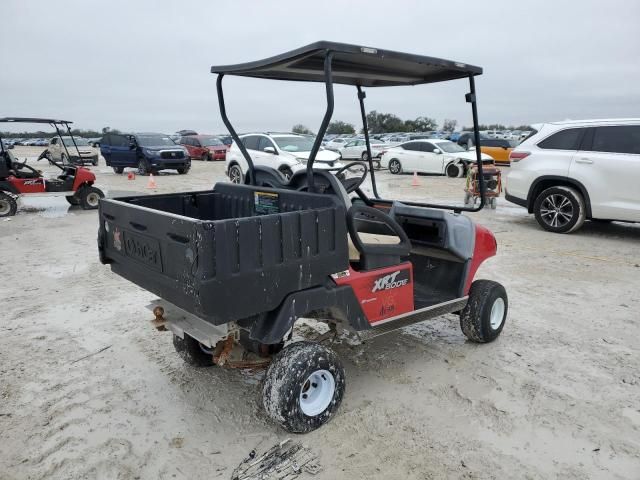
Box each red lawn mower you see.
[0,117,104,217]
[98,42,507,433]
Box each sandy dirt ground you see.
[1,147,639,479]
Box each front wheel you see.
[0,192,18,217]
[533,186,586,234]
[228,164,243,184]
[263,341,345,433]
[388,159,402,174]
[77,186,104,210]
[460,280,508,343]
[202,152,211,161]
[177,167,189,174]
[138,159,150,176]
[278,166,293,180]
[446,162,464,178]
[361,151,369,162]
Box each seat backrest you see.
[244,165,289,189]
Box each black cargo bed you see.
[98,183,349,325]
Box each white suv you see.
[225,133,343,183]
[506,118,640,233]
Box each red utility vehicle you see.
[179,134,228,161]
[0,117,104,217]
[98,43,507,434]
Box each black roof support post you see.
[356,85,380,199]
[467,74,485,211]
[306,51,334,193]
[216,73,256,185]
[53,123,74,162]
[64,122,84,160]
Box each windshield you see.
[62,137,90,147]
[435,140,466,153]
[273,136,315,152]
[136,135,176,147]
[200,136,224,147]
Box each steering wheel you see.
[333,161,368,193]
[13,159,42,176]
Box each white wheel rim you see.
[86,192,100,207]
[490,297,505,330]
[230,167,242,183]
[299,369,335,417]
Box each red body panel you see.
[333,262,414,324]
[464,224,497,294]
[8,176,46,193]
[72,167,96,191]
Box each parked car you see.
[100,132,190,175]
[456,132,514,164]
[381,139,494,177]
[338,138,388,161]
[225,133,343,183]
[324,137,351,151]
[34,138,49,146]
[506,118,640,233]
[215,134,233,148]
[180,135,228,161]
[47,136,100,165]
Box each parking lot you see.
[0,146,638,479]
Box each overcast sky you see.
[1,0,639,134]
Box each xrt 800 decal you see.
[372,269,410,292]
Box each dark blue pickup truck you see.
[100,133,191,175]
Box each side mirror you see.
[263,146,276,154]
[433,148,441,154]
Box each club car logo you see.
[372,270,409,292]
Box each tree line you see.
[294,113,465,135]
[0,126,121,139]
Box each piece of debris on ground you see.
[231,439,321,479]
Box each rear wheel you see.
[92,158,98,166]
[65,195,80,206]
[361,151,369,162]
[534,186,586,234]
[228,164,243,184]
[263,341,345,433]
[177,167,189,174]
[113,166,124,174]
[0,192,17,217]
[172,334,215,367]
[77,186,104,210]
[460,280,508,343]
[388,159,402,174]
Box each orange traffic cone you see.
[146,173,157,189]
[411,172,420,187]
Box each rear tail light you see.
[510,151,530,162]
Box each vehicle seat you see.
[347,232,401,261]
[347,205,411,270]
[244,165,289,189]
